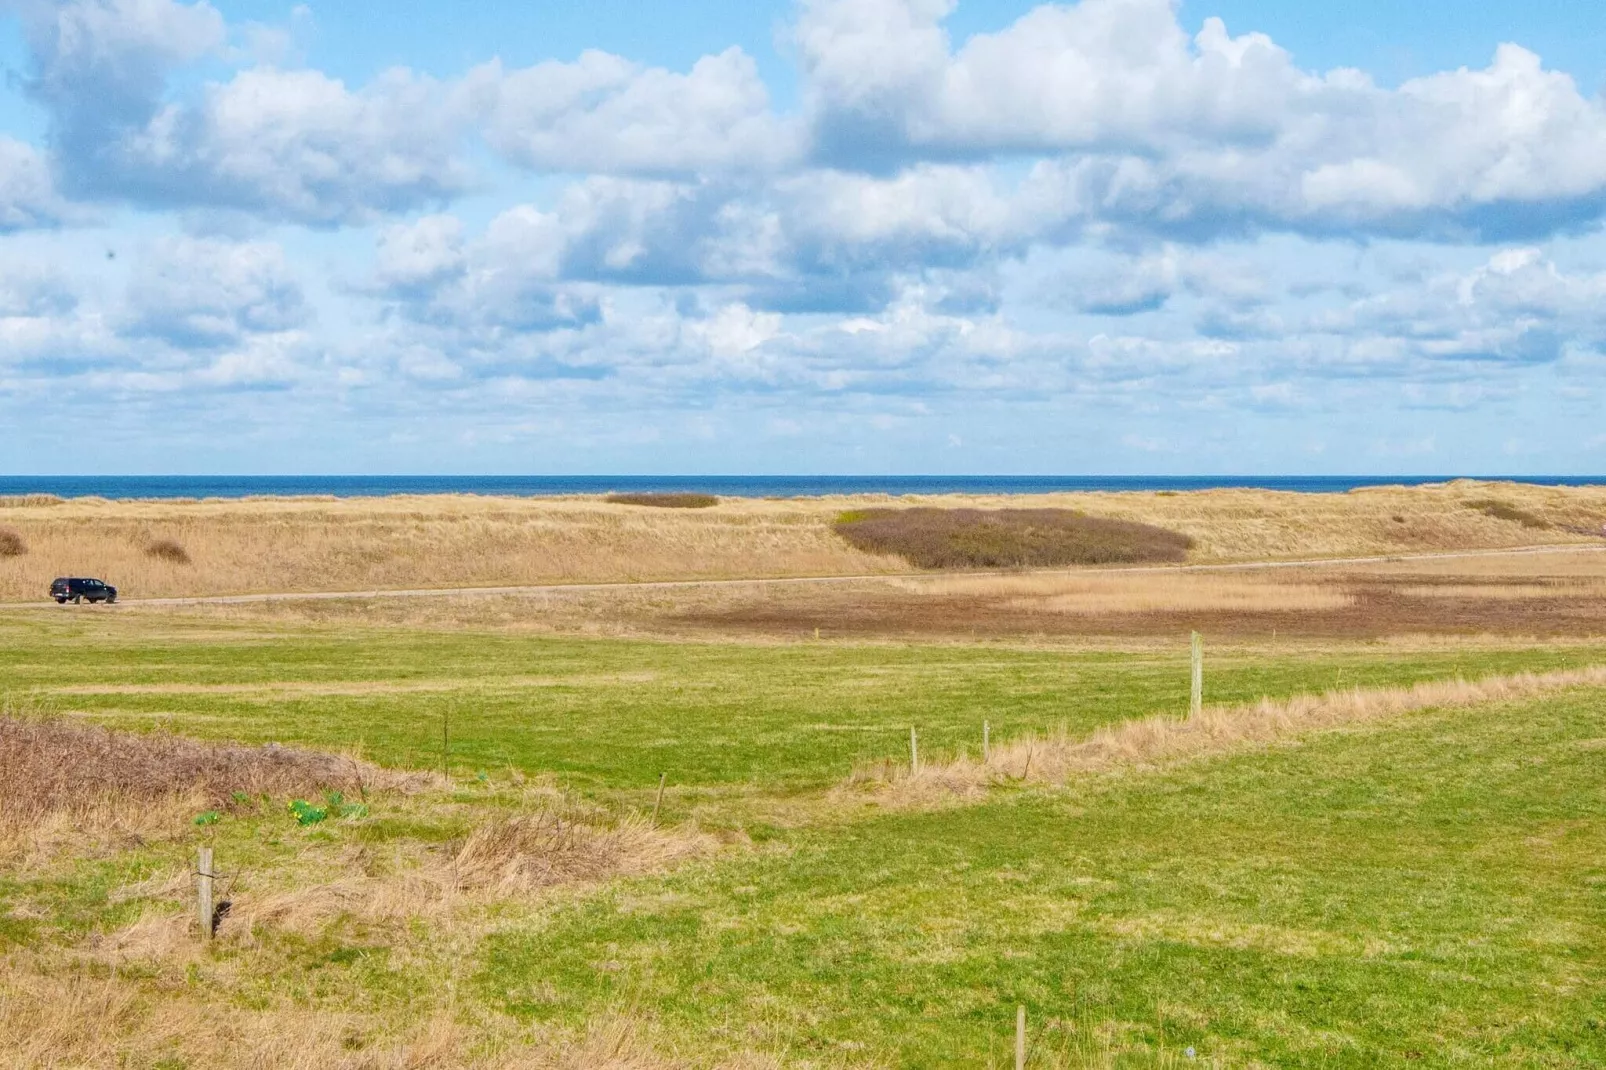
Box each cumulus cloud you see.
[372,211,599,336]
[122,236,309,348]
[797,0,1606,240]
[0,138,72,230]
[469,48,800,176]
[9,0,468,223]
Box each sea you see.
[0,475,1602,500]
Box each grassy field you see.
[1,608,1604,1065]
[2,481,1605,600]
[5,614,1604,797]
[3,487,1606,1066]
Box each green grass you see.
[4,614,1604,796]
[479,686,1606,1066]
[5,612,1605,1065]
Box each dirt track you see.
[2,543,1601,611]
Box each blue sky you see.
[3,0,1606,475]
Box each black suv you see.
[51,577,118,604]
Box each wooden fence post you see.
[1015,1005,1026,1069]
[441,703,451,783]
[1190,631,1204,719]
[910,727,919,774]
[651,772,667,825]
[197,846,214,940]
[983,720,991,762]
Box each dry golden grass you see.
[0,721,733,1068]
[0,493,907,601]
[852,664,1606,805]
[0,480,1601,601]
[0,967,775,1069]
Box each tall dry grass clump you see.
[144,536,192,563]
[605,493,720,509]
[0,527,25,558]
[453,811,717,894]
[836,508,1194,568]
[0,715,379,812]
[855,664,1606,805]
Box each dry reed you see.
[0,528,24,558]
[853,665,1606,805]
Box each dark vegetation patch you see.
[1465,499,1551,529]
[834,508,1194,569]
[674,573,1606,641]
[0,715,379,818]
[0,528,25,558]
[144,537,192,564]
[604,493,720,509]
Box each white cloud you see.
[0,138,73,231]
[798,0,1606,240]
[470,48,800,176]
[122,236,309,348]
[10,0,468,223]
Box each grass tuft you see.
[834,507,1193,568]
[1466,498,1551,529]
[603,493,720,509]
[0,528,25,558]
[144,537,192,564]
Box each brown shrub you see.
[604,493,720,509]
[1466,499,1550,529]
[834,508,1194,568]
[145,537,191,563]
[0,714,386,819]
[0,527,25,558]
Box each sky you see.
[3,1,1606,475]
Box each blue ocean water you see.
[0,474,1602,500]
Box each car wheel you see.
[54,597,66,604]
[107,595,117,604]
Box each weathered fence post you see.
[910,727,919,774]
[197,846,214,941]
[441,703,451,783]
[1015,1005,1026,1069]
[983,720,991,762]
[651,772,667,825]
[1190,631,1204,719]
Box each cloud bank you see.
[2,0,1605,471]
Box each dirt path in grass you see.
[0,543,1601,611]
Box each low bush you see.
[145,537,192,563]
[834,508,1194,569]
[1465,499,1551,529]
[604,493,720,509]
[0,528,25,558]
[0,714,381,817]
